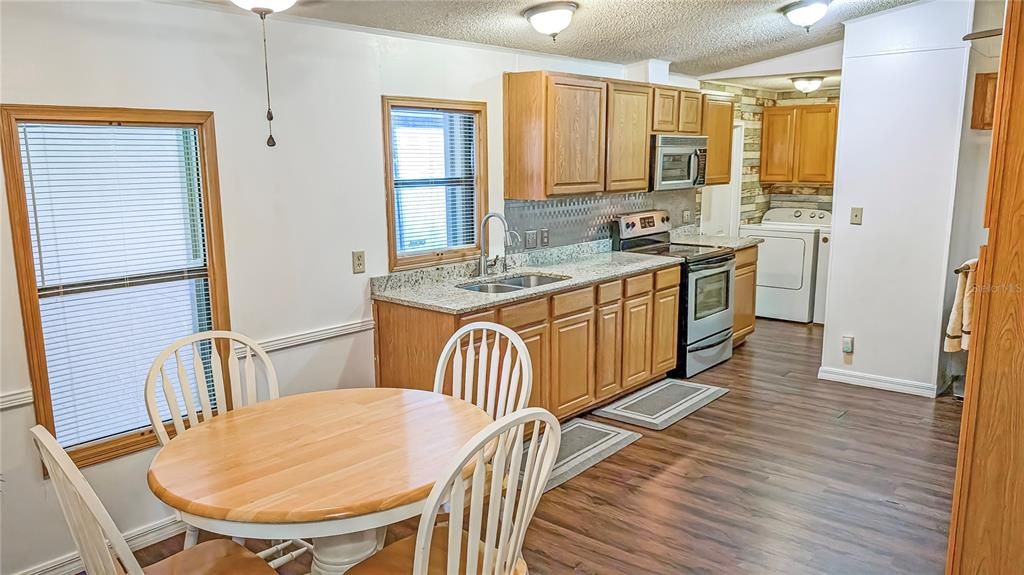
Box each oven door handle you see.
[688,330,734,352]
[689,258,735,273]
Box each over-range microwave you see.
[651,134,707,191]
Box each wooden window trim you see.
[0,104,231,469]
[381,96,489,272]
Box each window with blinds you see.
[383,98,486,271]
[13,120,219,449]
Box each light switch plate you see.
[682,210,693,224]
[351,251,366,274]
[842,336,855,354]
[850,207,864,225]
[539,229,550,247]
[524,230,538,249]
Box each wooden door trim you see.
[946,2,1024,572]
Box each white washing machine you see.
[739,208,832,323]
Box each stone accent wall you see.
[695,83,840,224]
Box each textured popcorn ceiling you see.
[282,0,916,75]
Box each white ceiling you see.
[716,71,842,91]
[276,0,916,76]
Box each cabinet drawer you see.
[499,298,548,329]
[597,280,623,304]
[459,309,496,327]
[624,273,654,297]
[552,287,595,317]
[655,266,681,290]
[736,244,758,269]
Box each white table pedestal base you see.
[311,527,387,575]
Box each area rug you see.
[539,418,641,492]
[593,378,728,430]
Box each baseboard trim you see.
[818,367,938,398]
[0,387,34,411]
[14,515,185,575]
[236,318,375,356]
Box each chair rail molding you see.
[0,387,34,410]
[12,515,185,575]
[1,319,376,411]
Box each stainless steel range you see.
[613,210,736,377]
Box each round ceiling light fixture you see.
[792,76,825,93]
[230,0,297,14]
[524,2,579,40]
[783,0,829,31]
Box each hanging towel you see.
[944,258,979,352]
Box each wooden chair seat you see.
[347,526,528,575]
[142,540,277,575]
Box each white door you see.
[700,122,743,235]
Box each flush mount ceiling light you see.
[231,0,298,147]
[783,0,829,31]
[792,76,825,93]
[524,2,578,41]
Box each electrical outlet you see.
[524,230,538,249]
[351,250,366,274]
[842,336,855,354]
[539,229,550,247]
[682,210,693,224]
[850,207,864,226]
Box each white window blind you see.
[389,107,478,256]
[16,122,216,448]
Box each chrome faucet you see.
[478,212,521,276]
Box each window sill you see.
[390,249,481,273]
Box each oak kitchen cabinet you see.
[970,72,998,130]
[607,82,653,192]
[733,245,758,346]
[373,267,681,421]
[702,94,735,185]
[760,104,838,184]
[506,71,656,200]
[651,86,703,135]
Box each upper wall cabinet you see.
[506,71,659,200]
[702,95,735,185]
[607,82,653,192]
[760,104,838,184]
[651,86,702,135]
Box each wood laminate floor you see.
[131,320,962,574]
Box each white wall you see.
[0,2,623,573]
[699,41,844,81]
[818,0,973,396]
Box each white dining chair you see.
[434,322,534,420]
[144,330,306,564]
[347,407,561,574]
[29,425,280,575]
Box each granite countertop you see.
[371,251,680,315]
[668,227,764,250]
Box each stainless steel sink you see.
[459,274,569,293]
[460,283,523,294]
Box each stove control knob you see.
[626,222,635,229]
[661,216,669,223]
[794,210,803,218]
[810,212,817,218]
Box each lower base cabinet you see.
[733,245,758,346]
[550,310,596,418]
[373,266,682,421]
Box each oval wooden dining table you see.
[147,388,493,575]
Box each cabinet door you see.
[546,75,607,195]
[516,322,550,410]
[621,294,653,388]
[971,72,998,130]
[702,95,735,185]
[550,309,596,417]
[651,287,680,374]
[760,107,797,183]
[733,262,757,346]
[651,87,680,132]
[607,82,653,192]
[678,90,703,134]
[794,104,837,183]
[595,302,623,400]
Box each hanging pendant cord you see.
[259,11,276,147]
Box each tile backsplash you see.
[504,190,696,252]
